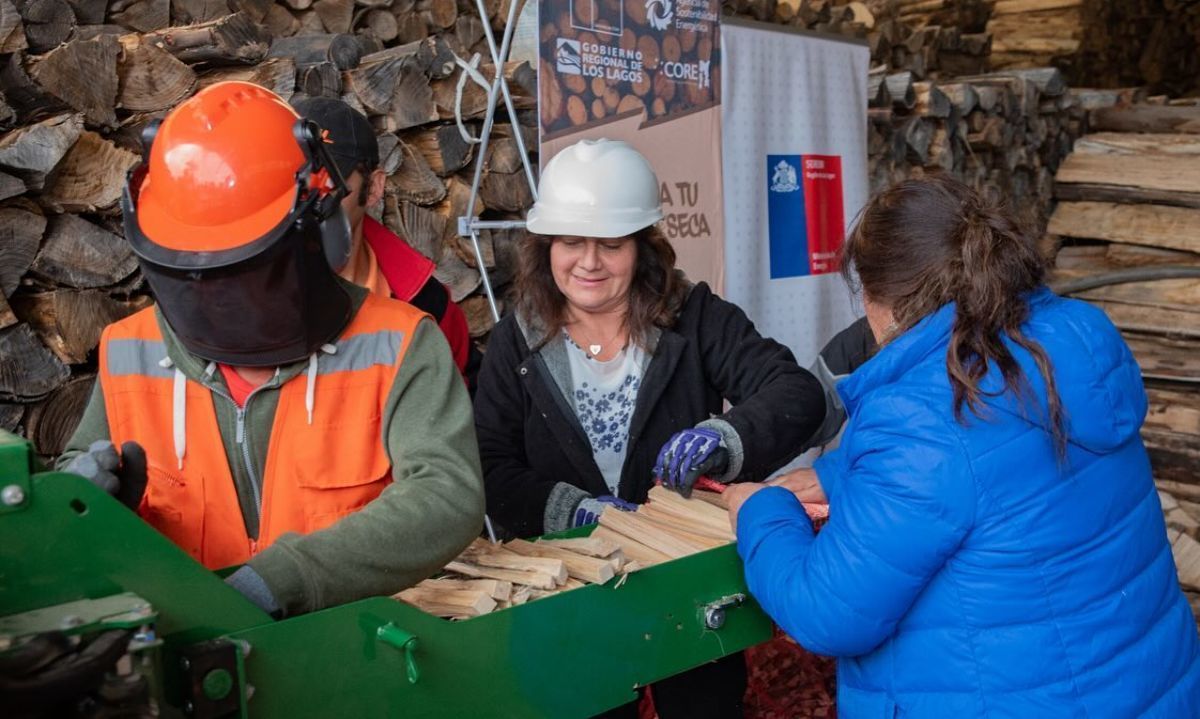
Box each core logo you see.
[646,0,672,31]
[556,38,582,75]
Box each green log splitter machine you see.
[0,431,774,717]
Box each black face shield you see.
[121,119,356,367]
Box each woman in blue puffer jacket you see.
[726,175,1200,717]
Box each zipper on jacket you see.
[207,380,273,529]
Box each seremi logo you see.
[766,154,845,279]
[556,39,582,75]
[646,0,672,31]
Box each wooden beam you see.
[1055,154,1200,197]
[1090,106,1200,135]
[1072,133,1200,157]
[1091,300,1200,340]
[1047,202,1200,254]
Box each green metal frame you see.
[0,432,772,717]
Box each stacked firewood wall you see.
[877,0,1200,97]
[1044,99,1200,613]
[0,0,537,457]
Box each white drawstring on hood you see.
[305,344,339,425]
[164,345,338,470]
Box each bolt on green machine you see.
[0,430,774,717]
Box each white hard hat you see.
[527,139,663,238]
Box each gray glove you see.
[226,566,282,618]
[66,440,148,510]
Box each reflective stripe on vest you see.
[99,294,427,570]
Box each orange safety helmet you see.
[122,81,355,367]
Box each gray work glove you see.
[65,440,148,510]
[226,566,282,618]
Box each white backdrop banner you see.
[720,19,869,366]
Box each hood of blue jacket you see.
[838,288,1147,454]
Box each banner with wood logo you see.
[720,18,870,366]
[538,0,726,289]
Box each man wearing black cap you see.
[294,97,481,392]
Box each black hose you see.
[1049,265,1200,296]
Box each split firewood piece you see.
[31,213,137,289]
[403,123,473,176]
[11,289,150,363]
[1171,529,1200,592]
[385,199,446,258]
[644,487,735,541]
[117,40,197,112]
[0,203,46,297]
[385,139,445,204]
[509,584,534,605]
[463,543,568,586]
[0,323,69,402]
[0,113,83,190]
[268,33,362,70]
[171,0,237,24]
[653,518,727,550]
[25,373,94,455]
[0,52,68,124]
[138,12,271,66]
[20,0,74,53]
[449,222,493,269]
[40,131,138,212]
[505,538,616,585]
[689,488,728,510]
[444,560,558,590]
[0,293,15,330]
[419,577,511,601]
[589,526,670,568]
[638,503,734,543]
[537,536,622,559]
[0,170,19,201]
[110,0,169,32]
[313,0,353,34]
[647,486,734,525]
[298,62,341,97]
[261,4,299,37]
[0,402,22,431]
[598,509,710,559]
[345,53,436,131]
[0,0,27,53]
[395,585,497,617]
[197,57,296,98]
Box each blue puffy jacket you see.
[737,289,1200,717]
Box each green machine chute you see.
[0,431,773,717]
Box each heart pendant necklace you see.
[569,323,626,359]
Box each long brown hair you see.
[515,225,688,349]
[841,174,1067,454]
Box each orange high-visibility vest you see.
[98,294,425,570]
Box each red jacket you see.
[363,217,480,391]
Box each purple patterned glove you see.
[572,495,637,528]
[655,428,729,498]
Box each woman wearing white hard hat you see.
[473,138,830,717]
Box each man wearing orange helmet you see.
[57,82,485,617]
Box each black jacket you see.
[473,282,827,537]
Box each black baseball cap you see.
[292,97,379,181]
